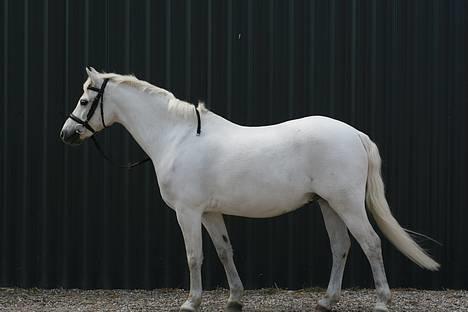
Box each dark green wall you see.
[1,0,467,290]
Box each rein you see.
[68,78,201,169]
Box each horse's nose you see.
[60,129,81,145]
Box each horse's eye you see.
[80,99,88,106]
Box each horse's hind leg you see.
[328,193,391,312]
[316,199,351,311]
[202,212,244,311]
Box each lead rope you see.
[91,136,151,169]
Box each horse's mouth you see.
[61,131,85,146]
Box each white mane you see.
[85,72,207,118]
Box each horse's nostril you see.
[60,130,70,143]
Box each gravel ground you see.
[0,288,466,312]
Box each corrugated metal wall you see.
[1,0,467,290]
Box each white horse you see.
[61,68,439,312]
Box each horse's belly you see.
[209,183,315,218]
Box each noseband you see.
[69,78,109,133]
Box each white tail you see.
[358,132,440,271]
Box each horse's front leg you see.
[202,212,244,311]
[176,209,203,312]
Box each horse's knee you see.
[187,254,203,271]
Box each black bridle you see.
[67,78,202,169]
[69,78,109,133]
[68,78,150,169]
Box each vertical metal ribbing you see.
[246,0,253,122]
[82,0,90,288]
[226,0,232,117]
[185,0,191,100]
[409,3,419,273]
[21,0,29,287]
[268,1,274,122]
[308,0,316,115]
[370,0,377,134]
[62,0,70,288]
[40,0,49,287]
[445,0,455,286]
[207,0,212,107]
[453,0,468,289]
[328,0,335,116]
[1,0,8,285]
[288,1,294,118]
[428,0,437,288]
[430,0,443,287]
[165,0,171,89]
[350,0,357,124]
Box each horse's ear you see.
[85,66,98,81]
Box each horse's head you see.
[60,67,115,145]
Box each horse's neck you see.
[112,88,192,163]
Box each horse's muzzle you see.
[60,129,83,145]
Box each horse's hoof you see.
[373,303,389,312]
[226,300,243,311]
[315,303,331,312]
